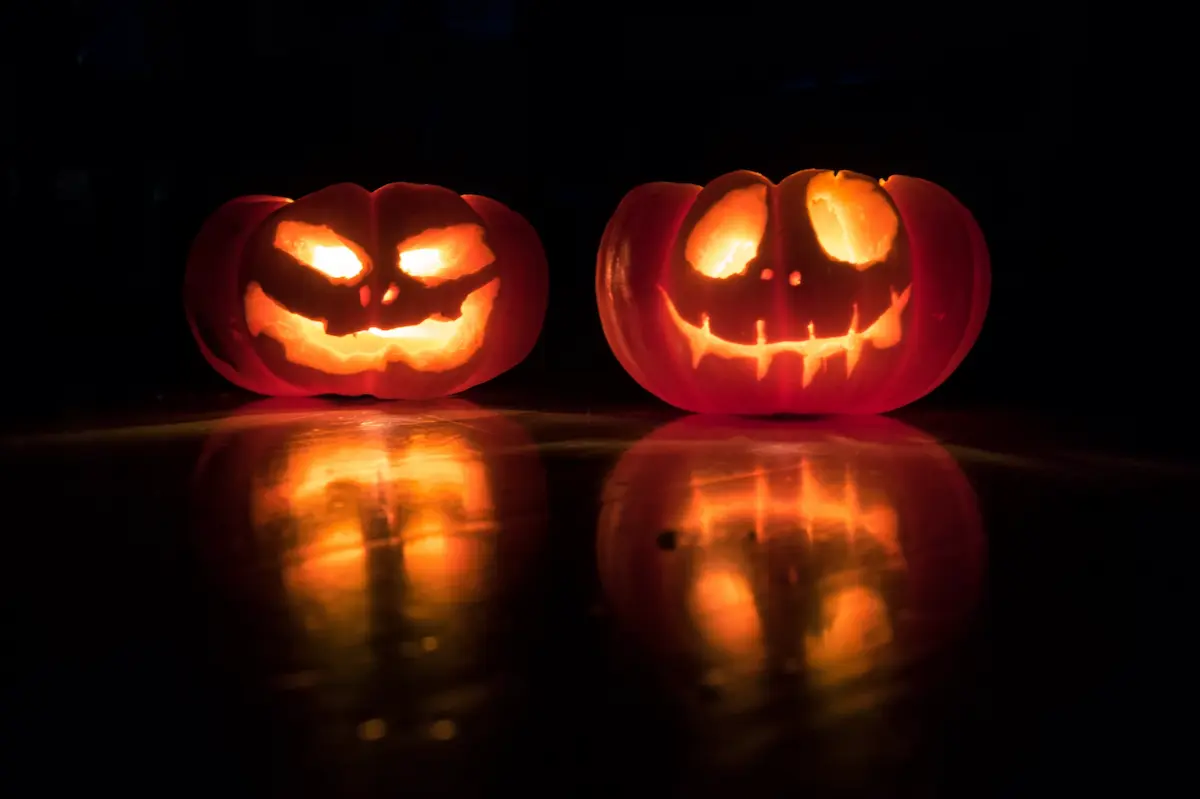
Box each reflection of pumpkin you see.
[191,399,547,664]
[185,183,548,399]
[597,415,984,687]
[596,169,990,414]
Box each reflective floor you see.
[2,400,1174,796]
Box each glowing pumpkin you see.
[190,399,547,683]
[596,169,990,414]
[185,183,548,399]
[597,415,984,691]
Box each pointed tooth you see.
[756,355,770,380]
[869,308,902,349]
[802,355,822,387]
[755,319,770,380]
[845,342,861,377]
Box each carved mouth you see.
[659,284,911,385]
[244,279,500,375]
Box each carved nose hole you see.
[358,285,371,307]
[760,268,774,281]
[382,283,399,305]
[788,271,802,286]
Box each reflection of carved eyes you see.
[805,172,899,269]
[685,185,769,279]
[274,220,369,282]
[397,223,495,287]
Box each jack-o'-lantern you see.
[190,399,547,728]
[597,415,984,704]
[596,169,990,414]
[185,183,548,399]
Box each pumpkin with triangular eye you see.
[186,182,548,399]
[596,169,990,414]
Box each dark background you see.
[1,5,1177,796]
[4,0,1113,425]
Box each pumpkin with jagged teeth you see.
[596,168,990,415]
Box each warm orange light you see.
[597,415,984,697]
[254,425,499,642]
[805,584,893,682]
[273,220,369,282]
[659,283,911,382]
[805,171,899,268]
[397,224,495,286]
[244,278,499,374]
[252,222,500,375]
[675,448,904,680]
[690,559,763,662]
[681,456,900,556]
[685,185,768,279]
[404,536,489,608]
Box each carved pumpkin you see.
[596,169,990,414]
[186,183,548,399]
[190,399,547,700]
[597,415,984,695]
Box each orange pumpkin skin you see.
[185,183,548,399]
[596,415,985,674]
[596,170,990,414]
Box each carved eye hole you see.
[805,171,899,269]
[685,184,769,279]
[397,223,494,287]
[274,220,369,283]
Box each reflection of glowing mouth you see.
[244,279,499,374]
[659,284,911,384]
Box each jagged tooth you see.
[755,318,770,380]
[845,343,861,377]
[802,354,822,387]
[870,309,902,349]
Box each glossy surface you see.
[3,404,1168,796]
[597,415,985,689]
